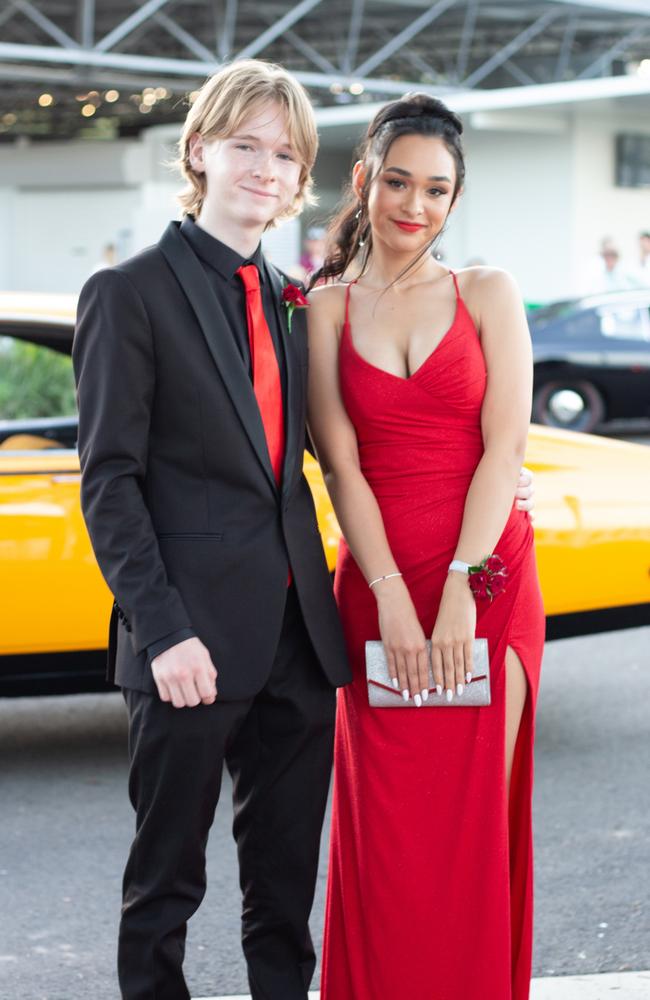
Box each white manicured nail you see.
[414,693,422,707]
[446,689,453,702]
[421,688,429,702]
[457,683,464,696]
[391,677,399,689]
[466,672,472,684]
[402,689,410,701]
[436,684,443,696]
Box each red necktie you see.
[236,264,285,486]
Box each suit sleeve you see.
[73,267,195,655]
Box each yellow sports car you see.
[1,293,649,695]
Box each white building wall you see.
[571,107,650,294]
[455,121,574,301]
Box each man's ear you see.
[351,160,366,201]
[188,132,205,173]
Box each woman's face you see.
[360,133,459,256]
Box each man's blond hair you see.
[176,59,318,225]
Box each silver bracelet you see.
[368,572,403,589]
[448,559,470,574]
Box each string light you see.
[38,93,54,107]
[81,104,96,117]
[105,89,120,102]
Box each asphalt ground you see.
[1,624,649,1000]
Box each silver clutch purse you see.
[365,638,491,707]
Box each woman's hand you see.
[516,466,534,516]
[430,573,477,702]
[374,578,430,706]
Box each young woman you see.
[307,95,545,1000]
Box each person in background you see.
[591,237,637,292]
[633,230,650,287]
[91,242,117,274]
[298,224,326,281]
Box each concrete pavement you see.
[196,970,650,999]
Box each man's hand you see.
[515,465,535,517]
[151,637,218,708]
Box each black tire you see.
[532,380,605,433]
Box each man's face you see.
[189,101,302,231]
[602,249,619,273]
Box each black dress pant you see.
[117,587,336,1000]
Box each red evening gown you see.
[321,273,545,1000]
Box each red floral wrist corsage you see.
[281,282,309,332]
[468,554,507,601]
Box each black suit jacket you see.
[73,221,351,699]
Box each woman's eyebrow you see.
[384,166,451,182]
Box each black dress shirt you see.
[146,216,288,667]
[178,215,287,396]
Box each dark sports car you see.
[529,290,650,433]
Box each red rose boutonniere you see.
[468,554,507,601]
[281,282,309,333]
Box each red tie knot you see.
[236,263,260,293]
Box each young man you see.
[74,60,350,1000]
[74,59,534,999]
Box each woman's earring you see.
[355,208,362,221]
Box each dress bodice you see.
[339,273,488,507]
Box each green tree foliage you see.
[0,338,77,420]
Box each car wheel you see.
[533,380,605,432]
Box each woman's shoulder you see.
[307,281,349,321]
[456,265,520,299]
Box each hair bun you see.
[368,93,463,138]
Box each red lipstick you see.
[393,220,425,232]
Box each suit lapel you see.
[159,222,278,495]
[266,264,303,498]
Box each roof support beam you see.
[256,10,337,73]
[456,0,479,81]
[14,0,79,49]
[577,23,650,77]
[503,59,536,86]
[555,14,579,79]
[0,2,19,31]
[548,0,650,15]
[94,0,173,54]
[342,0,365,74]
[462,9,564,88]
[282,27,338,74]
[0,41,459,96]
[353,0,457,78]
[218,0,238,61]
[79,0,95,48]
[235,0,324,60]
[153,12,216,62]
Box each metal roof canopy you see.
[0,0,649,140]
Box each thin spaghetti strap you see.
[448,269,461,301]
[344,280,356,326]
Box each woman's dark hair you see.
[310,93,465,289]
